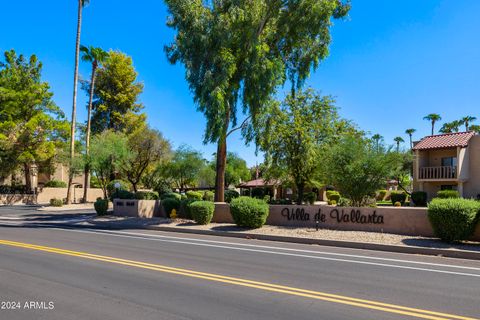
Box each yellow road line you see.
[0,239,476,320]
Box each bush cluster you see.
[94,198,109,216]
[436,190,460,199]
[224,189,240,203]
[180,198,195,219]
[376,190,387,201]
[337,197,351,207]
[428,198,480,242]
[251,187,265,199]
[49,198,63,207]
[110,189,135,201]
[303,192,316,205]
[134,191,159,200]
[203,190,214,202]
[189,201,215,225]
[326,190,341,202]
[160,192,182,201]
[230,196,269,228]
[390,191,407,206]
[107,180,131,197]
[0,185,28,194]
[162,198,180,217]
[44,180,67,188]
[186,191,203,201]
[411,191,427,207]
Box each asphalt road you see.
[0,207,479,320]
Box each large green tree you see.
[80,45,108,201]
[0,50,68,190]
[122,126,171,192]
[259,89,354,204]
[159,145,206,190]
[67,0,90,204]
[90,51,146,135]
[164,0,350,201]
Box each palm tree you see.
[394,136,404,152]
[469,125,480,133]
[423,113,442,136]
[461,116,477,131]
[405,128,416,149]
[371,134,383,151]
[66,0,90,204]
[80,45,108,203]
[439,122,454,134]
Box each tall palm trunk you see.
[82,62,97,202]
[431,122,435,136]
[66,0,83,204]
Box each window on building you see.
[441,157,457,167]
[440,185,457,190]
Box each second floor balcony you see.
[419,166,457,180]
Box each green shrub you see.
[390,191,407,205]
[110,189,135,200]
[160,192,182,201]
[436,190,460,199]
[428,198,480,242]
[189,201,215,225]
[230,196,269,228]
[180,198,195,219]
[328,200,337,206]
[326,191,340,202]
[45,180,67,188]
[224,189,240,203]
[263,195,271,203]
[153,181,172,196]
[203,190,214,202]
[304,192,316,205]
[94,199,109,216]
[49,198,63,207]
[411,191,427,207]
[186,191,203,201]
[107,179,131,197]
[162,198,180,217]
[337,197,351,207]
[134,191,159,200]
[377,190,387,201]
[251,187,265,199]
[394,201,402,207]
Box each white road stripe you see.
[51,228,480,277]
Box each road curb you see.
[146,225,480,260]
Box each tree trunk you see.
[82,63,96,203]
[431,122,434,136]
[66,0,83,204]
[296,182,304,205]
[24,163,32,192]
[214,137,227,202]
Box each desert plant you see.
[49,198,64,207]
[411,191,427,207]
[189,201,215,225]
[390,191,407,205]
[230,196,269,228]
[186,190,203,201]
[337,197,351,207]
[94,198,109,216]
[428,198,480,242]
[134,191,159,200]
[45,180,67,188]
[162,198,180,217]
[203,190,215,202]
[436,190,460,199]
[224,189,240,203]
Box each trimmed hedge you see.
[134,191,159,200]
[160,192,182,201]
[110,189,135,200]
[94,198,109,216]
[180,198,195,219]
[190,201,215,225]
[224,189,240,203]
[162,198,180,217]
[186,191,203,201]
[436,190,460,199]
[49,198,63,207]
[411,191,427,207]
[428,198,480,242]
[44,180,67,188]
[390,191,407,206]
[203,190,214,202]
[326,191,340,202]
[230,196,269,228]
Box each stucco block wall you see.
[113,199,164,218]
[36,188,104,204]
[464,136,480,198]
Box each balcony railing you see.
[419,166,457,180]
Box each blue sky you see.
[1,0,479,166]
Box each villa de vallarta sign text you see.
[280,207,384,225]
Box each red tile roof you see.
[237,178,280,188]
[412,131,475,150]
